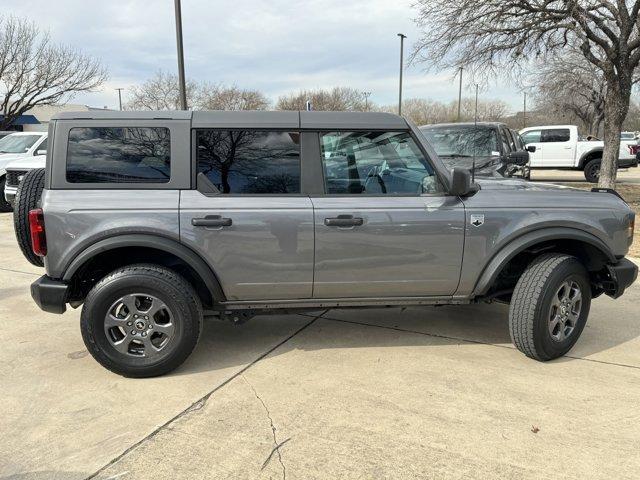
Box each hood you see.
[475,177,580,192]
[439,155,505,178]
[0,153,32,172]
[3,154,45,172]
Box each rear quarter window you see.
[66,127,170,183]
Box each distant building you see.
[2,104,111,132]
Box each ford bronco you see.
[17,110,637,377]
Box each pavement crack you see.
[85,311,326,480]
[243,374,289,479]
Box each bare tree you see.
[529,48,606,135]
[412,0,640,188]
[379,97,509,125]
[196,84,270,110]
[126,72,270,111]
[126,71,198,110]
[276,87,367,111]
[0,16,107,130]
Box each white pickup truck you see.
[520,125,639,182]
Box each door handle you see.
[324,215,364,227]
[191,215,232,227]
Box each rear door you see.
[179,128,314,301]
[540,128,574,166]
[311,130,465,298]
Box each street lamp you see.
[115,88,124,111]
[362,91,371,111]
[174,0,188,110]
[457,67,463,122]
[397,33,406,116]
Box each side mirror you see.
[450,167,479,197]
[507,150,530,165]
[526,145,536,153]
[36,149,47,156]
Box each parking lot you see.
[1,197,640,479]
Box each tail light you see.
[28,208,47,257]
[629,144,640,155]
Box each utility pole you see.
[523,92,527,129]
[457,67,463,122]
[397,33,406,116]
[115,88,124,111]
[474,84,479,123]
[362,91,371,111]
[174,0,188,110]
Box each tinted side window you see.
[67,127,170,183]
[320,131,441,195]
[541,129,570,143]
[521,130,542,144]
[196,130,300,194]
[499,128,511,153]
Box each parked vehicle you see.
[520,125,638,182]
[19,110,636,377]
[420,122,532,179]
[0,132,47,211]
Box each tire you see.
[583,158,601,183]
[509,254,591,361]
[0,176,12,212]
[13,168,45,267]
[80,264,203,378]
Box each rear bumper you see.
[605,258,638,298]
[31,275,69,314]
[618,157,638,168]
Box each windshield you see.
[0,134,40,154]
[421,126,500,158]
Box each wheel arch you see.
[62,234,226,307]
[578,149,603,169]
[473,227,616,297]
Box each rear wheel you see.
[583,158,601,183]
[13,168,45,267]
[509,254,591,361]
[0,176,12,212]
[81,264,203,377]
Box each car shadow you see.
[173,298,640,377]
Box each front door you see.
[521,129,543,166]
[312,130,465,298]
[180,129,314,301]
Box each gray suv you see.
[20,110,637,377]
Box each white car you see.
[520,125,638,182]
[0,132,47,210]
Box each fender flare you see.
[472,227,616,296]
[578,148,603,168]
[62,234,226,303]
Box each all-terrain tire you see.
[509,254,591,361]
[583,158,601,183]
[81,264,203,378]
[0,176,12,212]
[13,168,45,267]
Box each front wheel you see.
[509,254,591,361]
[81,264,203,377]
[583,159,601,183]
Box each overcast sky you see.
[9,0,523,111]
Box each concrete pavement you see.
[0,212,639,480]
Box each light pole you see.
[174,0,188,110]
[362,91,371,111]
[523,92,527,128]
[474,84,479,123]
[397,33,406,116]
[115,88,124,111]
[457,67,463,122]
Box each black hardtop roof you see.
[53,110,407,130]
